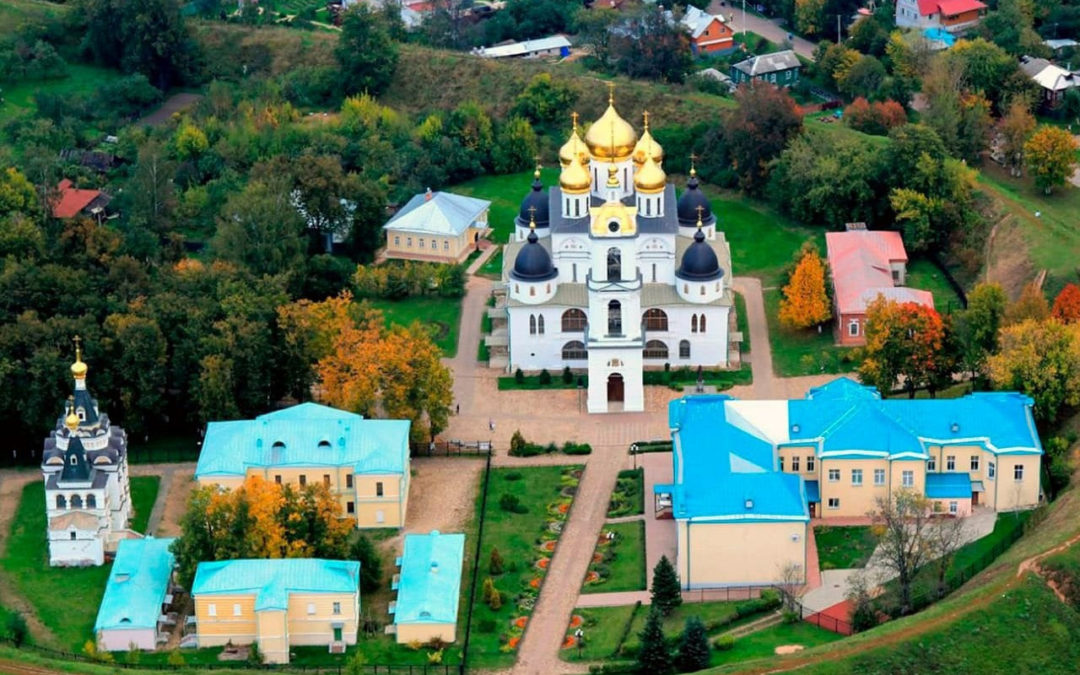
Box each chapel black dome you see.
[517,175,550,228]
[677,229,723,281]
[511,230,557,281]
[677,173,714,226]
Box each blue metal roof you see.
[394,531,465,625]
[925,473,973,499]
[805,480,820,503]
[195,403,410,479]
[94,537,176,632]
[192,559,360,611]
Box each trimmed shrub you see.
[562,366,573,384]
[504,471,522,481]
[539,368,552,385]
[499,494,528,513]
[515,368,525,384]
[489,547,504,575]
[712,634,735,651]
[563,442,593,455]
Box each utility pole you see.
[742,0,746,38]
[837,13,841,43]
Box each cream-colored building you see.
[195,403,410,529]
[191,558,361,664]
[383,189,491,263]
[658,378,1043,588]
[391,531,465,644]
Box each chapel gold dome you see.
[633,128,664,167]
[558,129,589,168]
[559,155,592,193]
[584,104,638,161]
[634,157,667,193]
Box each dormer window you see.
[318,440,331,449]
[272,441,285,450]
[76,408,86,421]
[70,456,77,466]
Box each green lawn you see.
[0,64,126,125]
[565,604,641,661]
[466,465,582,669]
[452,169,560,243]
[905,258,964,315]
[709,621,843,667]
[607,468,644,518]
[366,296,463,357]
[814,526,878,570]
[763,289,859,378]
[734,291,751,353]
[583,521,646,594]
[477,246,503,279]
[3,477,160,650]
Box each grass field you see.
[3,477,159,650]
[583,521,646,594]
[906,258,965,315]
[477,246,503,279]
[734,291,751,353]
[710,621,843,667]
[452,170,558,243]
[607,468,644,518]
[0,0,70,35]
[0,64,126,125]
[763,289,858,378]
[814,526,878,570]
[366,296,462,357]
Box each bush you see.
[562,442,593,455]
[504,470,522,481]
[712,634,735,651]
[733,590,783,618]
[4,611,28,647]
[350,534,383,593]
[478,618,497,633]
[515,368,525,384]
[539,368,552,385]
[499,493,528,513]
[167,650,185,667]
[562,366,573,384]
[509,430,528,456]
[489,547,505,575]
[781,609,800,624]
[247,641,263,666]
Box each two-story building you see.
[195,403,411,529]
[657,378,1043,588]
[895,0,987,33]
[191,558,361,664]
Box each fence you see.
[681,585,776,603]
[802,607,853,636]
[410,440,492,457]
[459,452,493,672]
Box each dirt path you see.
[0,471,58,647]
[1015,531,1080,605]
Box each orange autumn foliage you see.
[779,248,832,330]
[1051,283,1080,324]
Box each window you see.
[299,475,307,486]
[323,474,331,487]
[307,603,316,615]
[538,315,545,334]
[70,531,77,540]
[949,501,958,515]
[431,239,436,250]
[86,494,96,508]
[927,457,936,472]
[607,247,622,280]
[530,315,537,335]
[233,604,242,617]
[700,315,706,333]
[643,309,668,331]
[607,300,622,335]
[874,469,886,485]
[946,455,956,471]
[827,497,840,509]
[346,474,353,488]
[970,455,980,471]
[376,510,385,524]
[643,340,668,359]
[56,495,66,509]
[828,468,840,482]
[376,481,384,497]
[333,602,341,615]
[807,456,815,472]
[691,315,698,333]
[791,456,800,472]
[779,457,785,472]
[852,469,863,486]
[275,474,282,484]
[71,495,82,508]
[208,603,217,617]
[988,462,996,479]
[418,239,424,248]
[347,501,355,514]
[443,241,449,250]
[70,456,77,466]
[1014,464,1024,481]
[394,236,400,246]
[679,340,690,359]
[902,470,914,487]
[406,237,412,247]
[848,320,859,337]
[562,341,587,360]
[562,309,587,332]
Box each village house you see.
[52,179,112,221]
[1019,55,1080,111]
[195,402,411,529]
[895,0,987,33]
[191,558,361,664]
[730,50,801,88]
[677,6,735,55]
[391,530,465,645]
[654,378,1043,588]
[825,227,934,346]
[382,189,492,263]
[94,537,177,651]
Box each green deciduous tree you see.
[988,319,1080,423]
[493,116,539,174]
[650,554,682,616]
[212,177,306,278]
[998,99,1036,177]
[82,0,197,89]
[350,535,383,594]
[337,5,399,97]
[954,282,1007,381]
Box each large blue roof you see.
[94,537,176,632]
[395,531,465,625]
[195,403,410,479]
[192,559,360,611]
[925,472,974,499]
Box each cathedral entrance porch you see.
[607,373,625,404]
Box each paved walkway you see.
[708,1,819,60]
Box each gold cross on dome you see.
[528,205,537,228]
[696,205,704,227]
[607,81,615,106]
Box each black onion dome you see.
[517,175,550,228]
[677,174,714,226]
[677,228,723,281]
[511,229,557,281]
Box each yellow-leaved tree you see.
[779,245,832,330]
[1024,125,1079,194]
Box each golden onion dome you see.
[71,336,87,380]
[558,113,590,168]
[633,112,664,167]
[65,411,80,431]
[634,156,667,193]
[560,154,592,194]
[584,86,637,161]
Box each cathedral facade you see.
[41,341,132,566]
[500,92,734,413]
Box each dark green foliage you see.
[489,547,504,575]
[247,640,262,666]
[539,369,552,385]
[675,616,710,673]
[611,5,692,83]
[562,442,592,455]
[712,633,734,651]
[637,607,674,675]
[510,430,527,455]
[562,366,573,384]
[4,611,29,647]
[499,493,528,514]
[650,555,682,616]
[515,368,525,384]
[350,535,383,594]
[337,5,399,97]
[81,0,199,89]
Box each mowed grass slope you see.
[0,65,128,125]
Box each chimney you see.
[424,187,433,201]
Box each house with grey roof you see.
[1020,55,1080,110]
[383,189,492,263]
[730,49,802,88]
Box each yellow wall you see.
[819,459,890,517]
[889,459,925,495]
[778,447,818,476]
[256,610,289,664]
[395,622,457,645]
[676,520,806,587]
[285,592,360,646]
[385,230,473,262]
[987,454,1041,511]
[194,595,257,643]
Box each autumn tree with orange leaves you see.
[1052,284,1080,324]
[858,298,952,398]
[779,246,832,330]
[170,476,353,589]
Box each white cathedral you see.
[497,90,734,413]
[41,340,132,566]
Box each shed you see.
[393,531,465,644]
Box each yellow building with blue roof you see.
[391,530,465,645]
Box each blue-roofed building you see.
[392,530,465,644]
[192,558,361,664]
[196,402,411,529]
[94,537,176,651]
[657,377,1042,587]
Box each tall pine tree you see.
[675,616,710,673]
[637,607,674,675]
[651,555,682,616]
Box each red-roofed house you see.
[826,228,934,346]
[52,180,111,220]
[896,0,986,33]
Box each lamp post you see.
[575,628,585,659]
[577,376,585,412]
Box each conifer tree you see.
[675,616,710,673]
[779,246,831,330]
[636,607,674,675]
[650,555,682,616]
[489,547,504,575]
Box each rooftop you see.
[826,230,934,315]
[383,191,491,236]
[192,558,360,611]
[94,537,176,632]
[732,50,801,76]
[925,472,974,499]
[394,531,466,625]
[52,179,104,219]
[479,35,570,58]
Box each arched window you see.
[70,495,83,509]
[643,340,669,359]
[691,315,698,333]
[562,341,587,360]
[700,315,707,333]
[608,300,622,335]
[529,286,535,296]
[56,495,66,509]
[562,309,587,332]
[607,247,621,281]
[700,285,705,295]
[318,440,332,449]
[679,340,691,359]
[272,441,286,450]
[86,494,96,508]
[530,315,537,335]
[643,309,668,331]
[538,315,545,335]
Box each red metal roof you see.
[52,179,102,219]
[826,230,933,315]
[918,0,985,16]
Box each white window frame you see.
[233,603,242,617]
[927,457,936,472]
[807,456,815,472]
[902,470,914,488]
[848,320,859,337]
[307,603,316,615]
[1014,464,1024,481]
[333,602,341,615]
[873,469,885,485]
[946,455,956,471]
[988,462,996,480]
[791,456,800,472]
[851,469,863,486]
[208,603,217,617]
[970,455,980,471]
[949,501,958,515]
[827,497,840,509]
[779,456,785,472]
[828,468,840,482]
